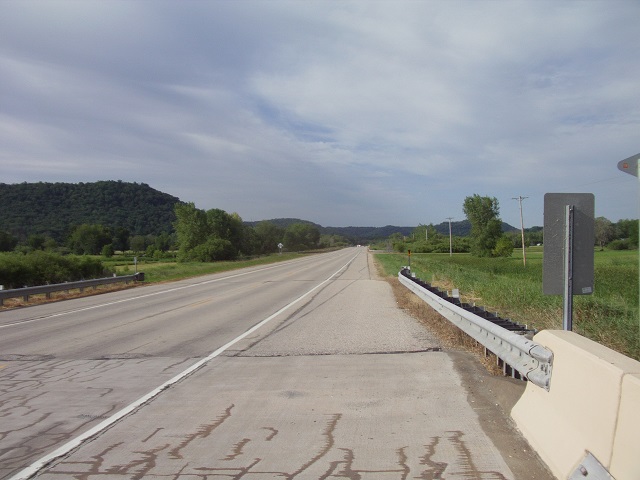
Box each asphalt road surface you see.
[0,247,553,479]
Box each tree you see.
[253,221,285,254]
[174,203,209,261]
[283,223,320,251]
[463,194,503,257]
[130,235,147,254]
[112,227,130,252]
[173,203,244,262]
[67,224,112,255]
[0,230,18,252]
[614,219,638,247]
[594,217,615,250]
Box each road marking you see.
[8,250,359,480]
[0,251,353,329]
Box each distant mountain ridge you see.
[247,218,518,242]
[0,182,518,243]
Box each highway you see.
[0,247,553,479]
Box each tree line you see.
[173,203,347,261]
[379,194,638,256]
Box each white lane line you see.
[0,250,353,329]
[8,251,359,480]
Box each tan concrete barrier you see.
[511,330,640,479]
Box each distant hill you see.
[0,181,520,244]
[247,219,518,243]
[0,181,181,241]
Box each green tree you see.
[0,230,18,252]
[154,232,174,252]
[594,217,615,250]
[207,209,243,253]
[130,235,147,254]
[463,194,503,257]
[283,223,320,251]
[174,202,209,261]
[173,203,244,261]
[190,238,235,262]
[67,224,112,255]
[254,221,285,254]
[614,219,638,247]
[112,227,130,252]
[102,244,115,257]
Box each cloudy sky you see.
[2,1,638,228]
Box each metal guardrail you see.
[399,268,554,390]
[0,273,144,306]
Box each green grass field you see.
[374,247,639,360]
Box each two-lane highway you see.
[1,248,553,479]
[1,249,359,478]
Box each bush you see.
[180,238,235,262]
[608,239,631,250]
[0,251,112,289]
[493,235,514,257]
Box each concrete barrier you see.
[511,330,640,480]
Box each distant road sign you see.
[617,153,639,177]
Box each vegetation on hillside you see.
[0,181,180,242]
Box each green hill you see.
[0,181,181,242]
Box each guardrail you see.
[398,268,554,390]
[0,273,144,306]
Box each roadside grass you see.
[102,253,305,283]
[374,248,639,361]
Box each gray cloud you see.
[1,1,638,227]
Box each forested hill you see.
[0,181,180,241]
[247,220,517,242]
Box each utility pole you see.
[446,217,454,256]
[513,196,528,266]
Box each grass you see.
[104,253,306,283]
[374,247,640,361]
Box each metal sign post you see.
[563,205,574,331]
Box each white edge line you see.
[8,251,359,480]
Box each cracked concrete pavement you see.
[1,248,554,479]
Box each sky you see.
[1,1,639,229]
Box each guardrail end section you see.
[568,451,614,480]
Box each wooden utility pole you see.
[446,217,454,256]
[513,196,528,266]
